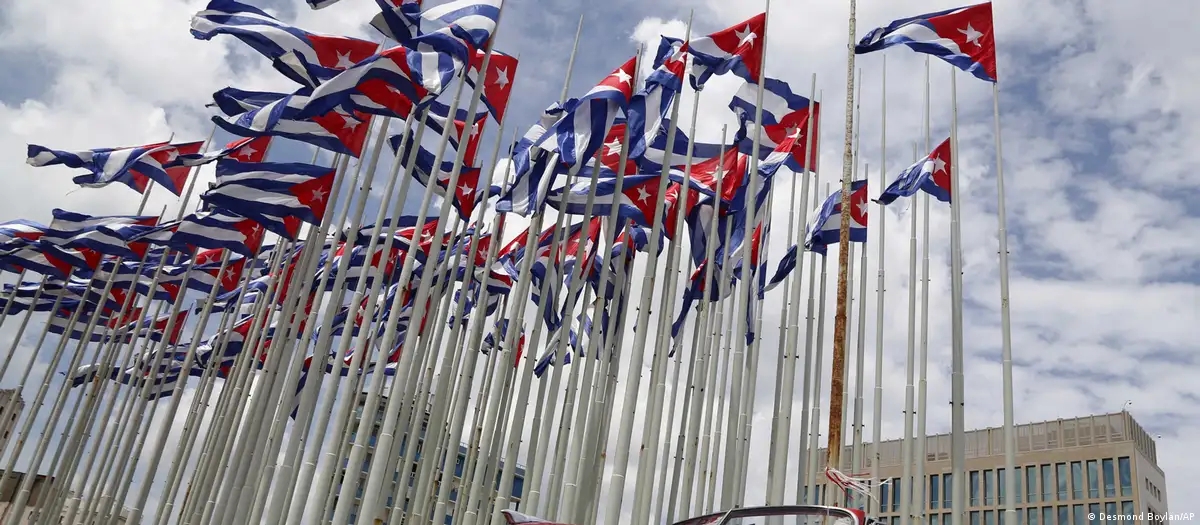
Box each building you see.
[809,411,1168,525]
[334,396,526,525]
[0,473,131,524]
[0,388,24,458]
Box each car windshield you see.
[684,506,861,525]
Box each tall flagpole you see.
[871,53,890,520]
[948,66,967,525]
[913,54,933,525]
[795,90,824,505]
[804,182,831,503]
[993,76,1018,525]
[825,0,857,493]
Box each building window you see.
[1056,464,1068,501]
[931,474,940,510]
[1105,502,1117,524]
[1117,457,1132,497]
[998,469,1006,505]
[1017,510,1024,525]
[1042,465,1053,502]
[1088,504,1100,525]
[1058,506,1069,525]
[1015,467,1022,504]
[882,480,890,512]
[944,474,953,508]
[972,511,981,525]
[986,511,996,525]
[984,470,994,506]
[1072,505,1085,525]
[1027,508,1039,525]
[999,511,1006,525]
[1027,467,1038,503]
[1101,459,1115,498]
[1121,501,1134,520]
[1042,507,1053,525]
[971,471,981,506]
[1086,461,1099,498]
[893,478,901,512]
[1070,462,1083,500]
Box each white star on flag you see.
[735,25,757,47]
[459,182,474,196]
[335,51,356,69]
[931,155,947,173]
[311,188,328,202]
[493,67,510,88]
[604,139,622,155]
[164,149,179,162]
[341,114,359,130]
[636,186,651,203]
[959,23,983,47]
[236,145,257,159]
[856,200,869,217]
[613,68,633,85]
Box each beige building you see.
[810,411,1168,525]
[0,388,24,458]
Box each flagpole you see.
[428,133,517,525]
[913,54,933,525]
[804,182,831,503]
[673,125,727,517]
[896,56,917,525]
[633,19,699,521]
[260,113,388,523]
[408,115,517,525]
[948,65,967,525]
[795,90,824,506]
[992,78,1018,525]
[601,5,713,519]
[871,158,888,519]
[707,203,739,511]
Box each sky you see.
[0,0,1198,523]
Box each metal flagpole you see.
[852,163,870,512]
[599,7,710,517]
[259,113,387,523]
[948,65,966,525]
[707,213,738,513]
[291,114,420,525]
[674,126,728,517]
[912,55,933,525]
[633,29,701,523]
[898,54,920,525]
[795,90,825,506]
[804,182,831,503]
[992,71,1019,525]
[824,0,859,497]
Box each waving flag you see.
[685,12,766,89]
[624,37,686,161]
[877,137,953,205]
[212,89,371,157]
[191,0,379,87]
[805,180,869,255]
[534,56,638,173]
[168,210,266,257]
[201,161,337,239]
[855,2,997,83]
[27,140,205,195]
[370,0,423,44]
[389,131,485,220]
[467,48,518,123]
[372,0,501,62]
[0,220,46,245]
[729,77,820,172]
[493,102,569,216]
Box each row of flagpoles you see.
[0,0,1018,524]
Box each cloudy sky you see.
[1,0,1197,522]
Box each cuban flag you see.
[191,0,379,88]
[212,89,371,157]
[26,140,206,195]
[369,0,423,44]
[0,220,46,245]
[805,180,869,255]
[167,210,266,258]
[855,2,997,83]
[728,77,820,172]
[201,161,337,239]
[877,137,953,205]
[624,37,686,162]
[534,57,638,175]
[389,133,485,220]
[466,48,518,123]
[685,12,766,89]
[371,0,501,63]
[493,102,569,216]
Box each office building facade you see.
[0,388,24,458]
[334,397,525,525]
[811,412,1168,525]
